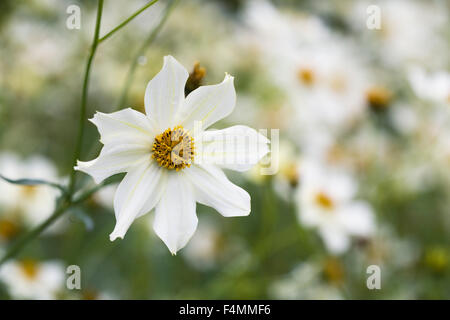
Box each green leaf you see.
[0,174,67,194]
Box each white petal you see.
[110,161,165,241]
[75,144,150,184]
[183,164,250,217]
[153,173,198,254]
[197,125,269,171]
[90,108,157,146]
[319,226,350,254]
[144,55,189,130]
[339,202,375,237]
[177,74,236,131]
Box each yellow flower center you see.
[323,257,345,285]
[20,259,39,279]
[21,185,38,198]
[152,125,195,171]
[366,86,392,110]
[315,192,334,210]
[297,68,315,86]
[0,219,19,240]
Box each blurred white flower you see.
[408,67,450,105]
[6,17,77,76]
[351,0,447,66]
[244,0,371,159]
[0,259,65,300]
[182,219,221,270]
[296,161,375,254]
[0,153,63,232]
[269,262,342,300]
[93,183,119,210]
[76,56,269,254]
[389,103,419,136]
[272,140,300,199]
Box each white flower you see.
[93,183,119,210]
[76,56,269,254]
[0,259,65,300]
[408,67,450,105]
[269,262,343,300]
[244,0,371,159]
[296,161,375,254]
[350,0,447,66]
[271,140,300,199]
[182,218,221,270]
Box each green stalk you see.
[98,0,160,43]
[0,0,178,266]
[0,0,104,267]
[67,0,104,196]
[116,0,177,110]
[0,177,120,267]
[0,201,70,266]
[78,0,177,187]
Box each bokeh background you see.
[0,0,449,299]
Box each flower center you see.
[315,192,334,210]
[297,67,315,86]
[20,259,39,279]
[21,185,38,198]
[366,86,391,110]
[152,125,195,171]
[0,219,19,240]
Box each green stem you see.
[67,0,104,196]
[98,0,160,43]
[0,178,118,267]
[116,0,177,109]
[0,201,71,266]
[0,0,104,267]
[0,0,177,266]
[78,0,177,187]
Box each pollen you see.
[152,126,195,171]
[315,192,334,210]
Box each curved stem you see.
[0,201,70,266]
[67,0,104,196]
[0,178,118,267]
[0,0,177,266]
[116,0,177,110]
[79,0,177,186]
[0,0,104,267]
[98,0,160,44]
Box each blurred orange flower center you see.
[315,192,334,210]
[20,259,39,279]
[366,86,392,109]
[0,219,18,240]
[297,68,315,86]
[21,185,38,198]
